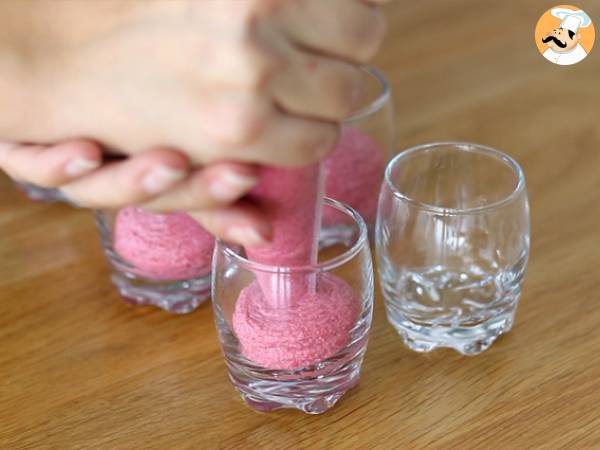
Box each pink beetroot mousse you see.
[114,207,214,280]
[233,273,359,370]
[245,164,323,269]
[234,164,358,370]
[324,126,385,224]
[245,164,323,302]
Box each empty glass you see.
[95,208,214,314]
[212,198,374,414]
[376,142,530,355]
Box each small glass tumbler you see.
[376,142,530,355]
[212,198,374,414]
[322,65,395,243]
[95,208,214,314]
[14,180,67,203]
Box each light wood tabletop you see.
[2,1,600,448]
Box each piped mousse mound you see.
[114,207,214,280]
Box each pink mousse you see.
[234,164,358,369]
[233,273,359,370]
[246,164,323,268]
[114,207,214,280]
[245,164,324,302]
[324,126,385,224]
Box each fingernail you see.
[64,157,101,177]
[142,165,186,193]
[227,226,269,247]
[208,171,258,201]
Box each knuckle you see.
[109,174,149,206]
[293,123,339,165]
[246,0,284,18]
[240,47,284,92]
[31,163,62,188]
[332,68,364,118]
[236,15,286,91]
[223,102,271,147]
[355,10,386,61]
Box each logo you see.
[535,5,595,65]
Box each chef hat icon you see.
[551,8,592,33]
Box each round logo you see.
[535,5,595,65]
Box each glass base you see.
[228,355,364,414]
[387,308,516,356]
[111,270,211,314]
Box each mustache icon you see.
[542,35,567,48]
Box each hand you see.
[0,140,271,245]
[9,0,387,167]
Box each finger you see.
[143,162,259,212]
[278,0,386,63]
[0,139,102,187]
[190,202,272,247]
[61,148,189,208]
[188,91,340,167]
[228,112,340,166]
[272,49,365,120]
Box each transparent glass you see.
[14,181,67,203]
[376,142,530,355]
[212,199,374,414]
[95,208,213,314]
[322,66,395,240]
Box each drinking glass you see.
[95,208,213,314]
[14,181,67,203]
[212,198,374,414]
[376,142,530,355]
[322,65,395,242]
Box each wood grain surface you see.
[2,1,600,448]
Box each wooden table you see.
[2,1,600,448]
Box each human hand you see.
[10,0,387,167]
[0,140,271,245]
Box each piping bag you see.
[244,163,325,306]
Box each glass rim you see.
[345,65,390,123]
[216,198,369,274]
[384,141,526,215]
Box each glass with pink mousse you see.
[95,207,214,314]
[322,65,395,242]
[212,198,374,414]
